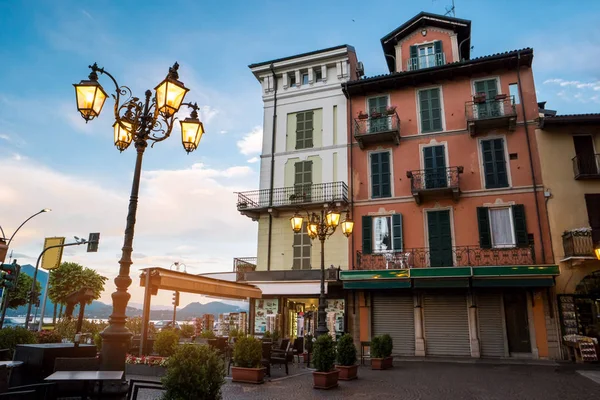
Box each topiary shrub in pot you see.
[312,334,339,390]
[371,334,394,370]
[231,335,265,384]
[0,327,37,358]
[335,334,358,380]
[162,344,225,400]
[153,329,180,357]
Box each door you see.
[474,79,500,118]
[424,294,471,356]
[427,210,453,267]
[423,145,447,189]
[293,161,312,201]
[503,292,531,353]
[368,96,389,133]
[372,294,415,356]
[573,135,598,175]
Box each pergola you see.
[138,267,262,355]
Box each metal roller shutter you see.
[424,294,470,356]
[372,294,415,356]
[477,293,507,358]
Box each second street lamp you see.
[290,207,353,338]
[73,62,205,371]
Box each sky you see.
[1,0,599,308]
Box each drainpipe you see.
[343,82,354,269]
[267,64,278,271]
[516,50,547,264]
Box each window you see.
[294,160,312,200]
[368,95,389,133]
[509,83,520,104]
[315,67,323,82]
[409,41,443,70]
[289,73,297,87]
[295,111,314,150]
[370,151,391,198]
[361,214,403,254]
[481,138,508,188]
[418,88,442,133]
[477,204,528,249]
[474,79,501,118]
[301,73,309,85]
[292,223,311,270]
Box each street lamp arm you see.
[7,209,50,246]
[0,225,5,240]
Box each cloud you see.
[236,126,263,156]
[0,134,9,141]
[0,158,258,307]
[219,130,227,135]
[247,157,259,163]
[543,79,600,104]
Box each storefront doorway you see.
[284,297,345,340]
[504,292,531,354]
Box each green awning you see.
[343,280,411,290]
[413,279,470,288]
[339,269,409,281]
[472,265,559,277]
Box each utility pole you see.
[172,291,179,326]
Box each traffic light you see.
[87,232,100,253]
[0,262,19,290]
[172,291,180,307]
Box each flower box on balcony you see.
[474,93,486,103]
[358,111,369,120]
[494,94,507,100]
[370,111,382,118]
[385,105,397,115]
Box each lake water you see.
[7,317,193,325]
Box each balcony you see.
[407,52,446,71]
[572,154,600,180]
[465,96,517,136]
[236,268,339,282]
[355,245,536,270]
[562,229,597,262]
[354,113,400,150]
[236,181,349,218]
[233,257,257,281]
[406,166,463,205]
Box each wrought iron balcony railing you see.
[406,166,463,204]
[236,181,348,211]
[355,245,536,270]
[572,154,600,179]
[465,96,517,135]
[407,52,446,71]
[562,229,596,258]
[233,257,257,281]
[354,113,400,149]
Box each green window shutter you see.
[295,113,304,150]
[434,40,442,54]
[434,41,443,65]
[477,207,492,249]
[419,89,431,132]
[410,45,418,70]
[371,152,391,198]
[305,111,314,148]
[294,162,302,185]
[371,153,381,198]
[512,204,529,247]
[481,139,508,188]
[430,88,442,131]
[419,89,442,133]
[380,151,391,197]
[362,216,372,254]
[392,214,403,252]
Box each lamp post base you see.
[100,327,133,371]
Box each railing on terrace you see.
[407,52,446,71]
[236,181,348,210]
[233,257,257,281]
[562,229,595,258]
[407,166,463,192]
[354,113,400,136]
[572,154,600,179]
[355,245,536,270]
[465,96,516,121]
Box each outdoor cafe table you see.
[45,370,124,398]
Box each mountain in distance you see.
[179,301,247,317]
[128,302,173,311]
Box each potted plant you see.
[162,344,226,399]
[385,105,397,115]
[494,93,507,101]
[312,334,339,390]
[370,108,382,118]
[357,110,369,119]
[370,334,394,370]
[335,334,358,380]
[231,336,265,384]
[473,92,486,103]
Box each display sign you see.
[326,299,345,339]
[254,298,279,334]
[41,237,65,270]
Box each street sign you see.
[87,232,100,253]
[41,237,65,270]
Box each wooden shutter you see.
[392,214,403,252]
[434,41,443,65]
[481,139,508,188]
[430,88,442,131]
[371,152,391,198]
[362,216,373,254]
[295,111,314,149]
[419,89,432,132]
[512,204,529,247]
[419,89,442,133]
[410,45,418,70]
[381,151,391,197]
[477,207,492,249]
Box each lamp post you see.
[0,209,51,264]
[73,62,205,371]
[290,206,353,338]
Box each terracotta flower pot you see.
[371,356,393,370]
[313,369,339,390]
[231,367,266,384]
[358,113,369,120]
[336,364,358,380]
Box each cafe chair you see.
[0,382,56,399]
[270,341,293,375]
[127,379,164,400]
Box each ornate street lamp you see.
[0,209,51,264]
[289,205,353,337]
[73,62,205,371]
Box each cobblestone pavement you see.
[132,362,600,399]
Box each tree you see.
[7,273,41,309]
[48,262,108,313]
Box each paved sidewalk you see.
[133,362,600,399]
